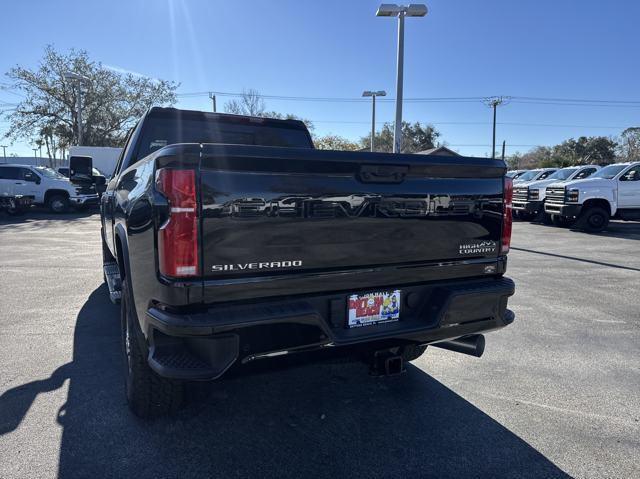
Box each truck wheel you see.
[576,207,609,233]
[400,344,428,362]
[47,194,69,214]
[121,279,183,418]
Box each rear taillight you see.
[501,176,513,254]
[155,168,199,278]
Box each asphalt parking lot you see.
[0,212,639,479]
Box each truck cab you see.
[512,165,599,221]
[544,162,640,232]
[0,164,99,213]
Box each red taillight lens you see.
[155,168,199,278]
[501,176,513,254]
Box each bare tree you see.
[619,127,640,161]
[224,89,266,116]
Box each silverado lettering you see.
[212,260,303,272]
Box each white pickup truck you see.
[0,164,99,213]
[544,162,640,232]
[512,165,600,222]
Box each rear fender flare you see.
[114,223,150,352]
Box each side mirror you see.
[95,176,106,187]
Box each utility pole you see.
[501,140,506,161]
[362,90,386,151]
[483,96,509,158]
[32,148,38,166]
[0,145,7,162]
[209,92,217,112]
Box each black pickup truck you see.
[100,107,515,418]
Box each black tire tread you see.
[47,194,69,214]
[575,206,610,233]
[122,279,183,419]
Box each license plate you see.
[347,290,401,328]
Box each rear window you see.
[136,118,313,160]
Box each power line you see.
[176,90,640,107]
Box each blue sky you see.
[1,0,639,157]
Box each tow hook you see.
[370,351,405,377]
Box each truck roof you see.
[0,163,40,168]
[147,107,310,132]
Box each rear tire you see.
[576,206,609,233]
[121,279,183,419]
[47,194,69,214]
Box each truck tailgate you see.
[198,145,505,281]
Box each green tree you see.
[360,121,440,153]
[314,134,360,151]
[3,45,178,162]
[550,136,617,166]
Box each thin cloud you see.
[103,64,160,82]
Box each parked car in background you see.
[512,168,558,185]
[545,162,640,232]
[512,165,600,222]
[506,169,528,180]
[0,164,98,213]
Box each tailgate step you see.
[104,261,122,304]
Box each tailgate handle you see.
[359,164,409,183]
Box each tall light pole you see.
[64,72,90,146]
[362,90,386,151]
[376,4,428,153]
[483,96,509,158]
[0,145,7,162]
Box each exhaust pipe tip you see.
[431,334,485,358]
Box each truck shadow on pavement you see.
[0,209,100,230]
[0,285,571,479]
